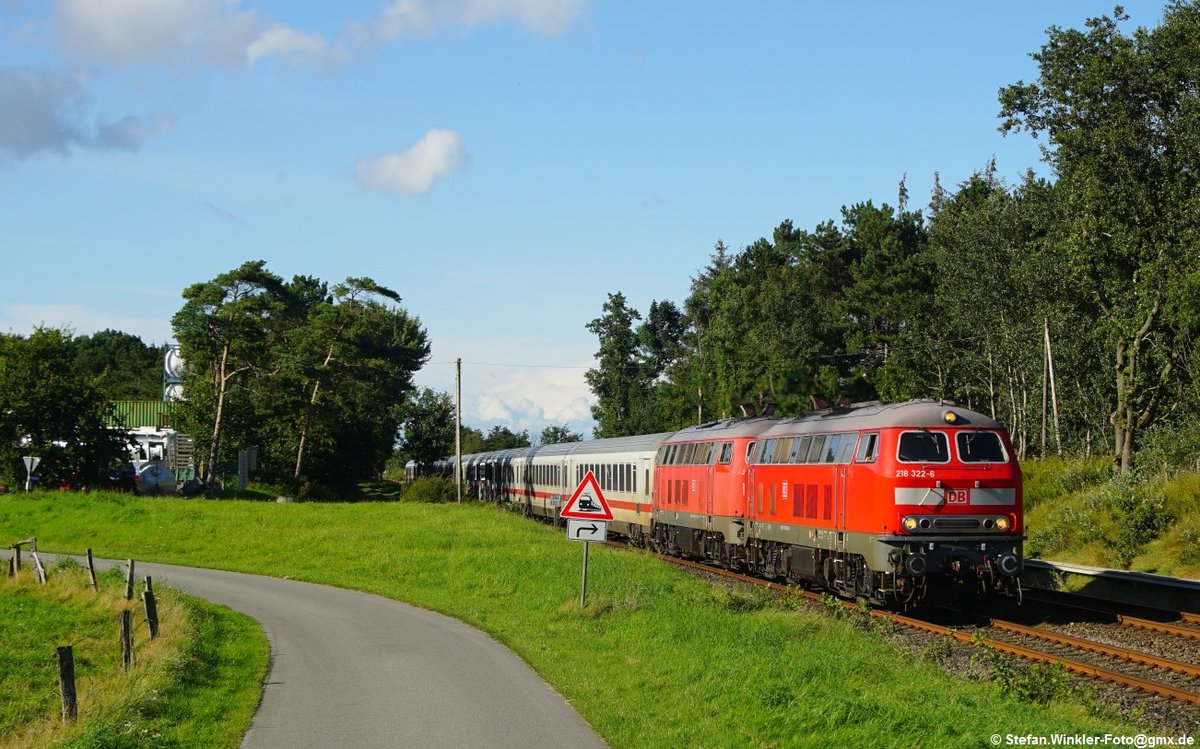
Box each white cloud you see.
[356,129,467,195]
[51,1,588,70]
[0,67,174,159]
[373,0,587,38]
[54,0,324,68]
[415,335,598,440]
[246,24,327,65]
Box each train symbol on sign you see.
[577,493,600,512]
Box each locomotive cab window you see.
[855,433,879,463]
[956,431,1009,463]
[898,431,951,463]
[719,442,733,465]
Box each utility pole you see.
[455,357,463,503]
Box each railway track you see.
[630,544,1200,707]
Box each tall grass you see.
[1023,457,1200,575]
[0,491,1129,747]
[0,558,267,748]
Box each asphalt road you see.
[59,556,607,749]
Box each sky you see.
[0,0,1171,440]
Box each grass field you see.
[0,491,1132,748]
[0,559,267,749]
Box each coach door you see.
[834,464,848,551]
[704,446,715,526]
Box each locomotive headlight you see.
[943,410,959,424]
[902,516,919,532]
[995,516,1011,532]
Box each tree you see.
[172,261,286,485]
[282,277,429,485]
[0,328,128,488]
[71,329,163,401]
[398,389,456,469]
[539,424,582,445]
[585,292,644,437]
[998,3,1200,470]
[482,426,531,451]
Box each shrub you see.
[400,477,457,503]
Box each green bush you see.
[1137,418,1200,474]
[1180,522,1200,566]
[400,476,457,503]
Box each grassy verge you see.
[1023,458,1200,576]
[1,491,1130,747]
[0,558,267,749]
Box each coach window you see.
[758,439,774,464]
[836,435,856,463]
[855,433,879,463]
[787,437,804,463]
[898,431,951,463]
[805,435,827,463]
[773,438,792,464]
[746,441,757,462]
[822,435,840,463]
[719,442,733,464]
[794,436,812,463]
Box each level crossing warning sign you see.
[559,470,613,521]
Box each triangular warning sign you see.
[560,471,613,521]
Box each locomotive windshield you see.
[897,430,950,463]
[956,431,1009,463]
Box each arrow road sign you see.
[567,519,607,543]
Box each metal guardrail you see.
[1023,558,1200,614]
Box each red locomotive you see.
[451,399,1023,607]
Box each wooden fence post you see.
[31,551,46,585]
[86,548,97,591]
[143,588,159,640]
[12,544,20,571]
[120,610,133,673]
[56,646,78,723]
[6,553,12,578]
[124,560,135,601]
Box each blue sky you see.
[0,0,1169,439]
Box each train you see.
[411,399,1024,608]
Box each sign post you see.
[22,456,40,493]
[560,471,614,608]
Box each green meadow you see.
[1,491,1130,748]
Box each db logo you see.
[946,489,969,505]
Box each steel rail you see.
[985,618,1200,679]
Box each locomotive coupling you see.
[889,548,929,577]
